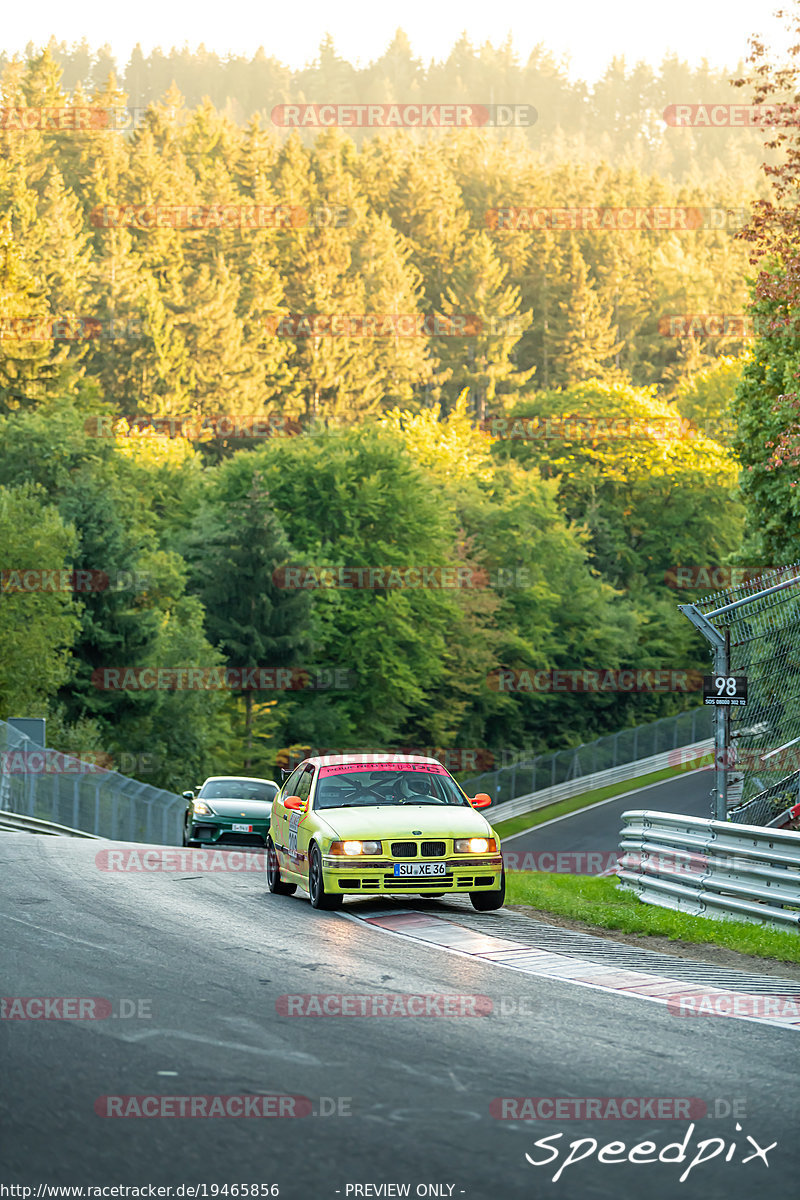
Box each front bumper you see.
[320,854,504,894]
[188,819,270,848]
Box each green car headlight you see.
[193,800,215,815]
[454,837,495,854]
[329,840,383,856]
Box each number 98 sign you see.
[702,675,748,706]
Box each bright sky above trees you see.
[3,2,795,84]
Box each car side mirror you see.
[471,793,492,808]
[182,790,195,801]
[283,795,306,812]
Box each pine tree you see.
[548,238,624,385]
[437,230,534,419]
[186,478,312,765]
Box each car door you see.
[292,765,316,884]
[273,764,305,875]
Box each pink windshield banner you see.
[318,762,448,778]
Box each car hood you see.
[205,799,273,818]
[319,805,493,841]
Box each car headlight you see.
[454,837,496,854]
[193,800,215,815]
[329,840,383,856]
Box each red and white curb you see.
[343,907,800,1031]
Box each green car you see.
[182,775,279,848]
[266,754,504,911]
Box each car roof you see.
[302,754,443,768]
[202,775,278,785]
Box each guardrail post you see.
[679,603,728,820]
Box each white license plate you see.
[393,861,446,877]
[232,823,253,833]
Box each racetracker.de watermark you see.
[276,746,497,772]
[658,314,800,338]
[276,993,494,1016]
[89,204,350,230]
[262,314,523,337]
[90,667,354,691]
[1,997,151,1019]
[663,103,800,127]
[0,316,143,340]
[94,1094,316,1118]
[485,206,747,232]
[83,414,303,440]
[502,850,715,875]
[0,749,163,777]
[0,106,167,132]
[667,992,800,1019]
[482,414,696,441]
[663,566,795,589]
[271,103,537,128]
[487,668,702,693]
[492,1097,708,1120]
[1,568,150,594]
[96,849,268,872]
[272,565,530,590]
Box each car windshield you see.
[199,780,277,802]
[315,766,469,810]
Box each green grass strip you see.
[506,870,800,963]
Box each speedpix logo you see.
[523,1122,776,1184]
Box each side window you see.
[295,766,315,804]
[281,764,305,799]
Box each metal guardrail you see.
[617,809,800,931]
[462,706,713,806]
[491,739,713,824]
[0,720,185,844]
[0,810,103,839]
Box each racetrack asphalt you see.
[503,768,716,858]
[0,829,797,1199]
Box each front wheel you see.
[470,870,505,911]
[266,836,297,895]
[308,844,343,910]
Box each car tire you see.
[266,836,297,896]
[308,844,343,910]
[470,869,506,911]
[181,823,191,847]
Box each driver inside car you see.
[394,775,439,803]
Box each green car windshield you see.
[315,768,469,810]
[199,780,277,802]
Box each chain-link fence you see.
[460,706,713,807]
[0,719,184,843]
[2,705,715,837]
[680,564,800,826]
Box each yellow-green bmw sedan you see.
[266,754,504,911]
